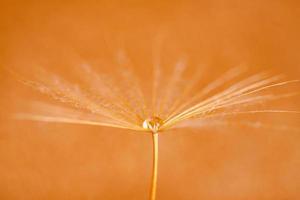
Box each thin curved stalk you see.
[150,132,159,200]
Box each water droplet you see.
[142,116,163,133]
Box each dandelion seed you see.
[10,47,300,200]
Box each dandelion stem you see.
[150,132,159,200]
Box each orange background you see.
[1,1,300,199]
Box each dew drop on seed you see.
[142,116,163,133]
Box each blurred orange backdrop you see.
[0,1,300,200]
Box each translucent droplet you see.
[142,116,163,133]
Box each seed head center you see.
[142,116,163,133]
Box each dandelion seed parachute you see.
[10,50,300,200]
